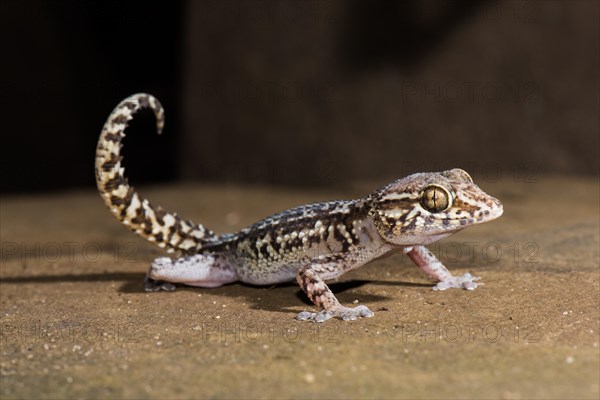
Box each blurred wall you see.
[182,0,599,186]
[1,1,183,193]
[1,1,598,194]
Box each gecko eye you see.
[420,185,451,212]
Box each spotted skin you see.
[95,94,216,254]
[96,93,504,323]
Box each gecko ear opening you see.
[420,185,452,213]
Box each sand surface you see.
[1,176,599,399]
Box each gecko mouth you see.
[490,204,504,219]
[437,203,503,229]
[483,199,504,222]
[463,204,503,225]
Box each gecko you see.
[95,93,504,322]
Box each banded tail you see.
[95,93,215,254]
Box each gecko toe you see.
[297,305,373,322]
[340,305,374,320]
[433,273,482,291]
[296,311,334,323]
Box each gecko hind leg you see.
[144,254,238,291]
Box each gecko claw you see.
[144,275,176,292]
[297,311,334,323]
[433,273,482,291]
[297,305,374,323]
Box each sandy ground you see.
[1,176,599,399]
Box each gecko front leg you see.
[296,254,374,323]
[405,245,481,290]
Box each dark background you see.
[1,0,598,194]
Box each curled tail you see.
[95,93,215,254]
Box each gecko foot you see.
[297,305,374,323]
[144,275,176,292]
[433,273,482,291]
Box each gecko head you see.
[370,168,503,246]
